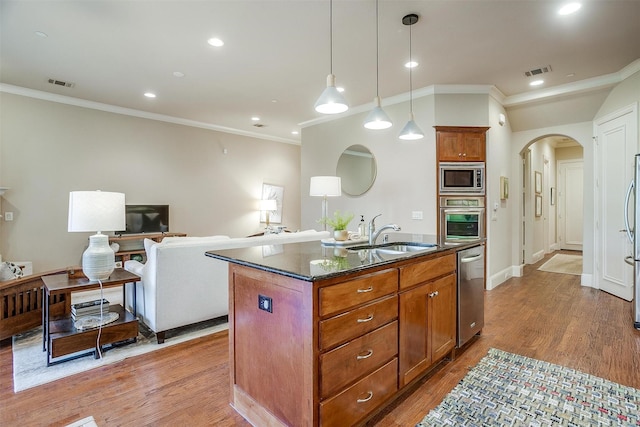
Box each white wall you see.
[0,93,301,273]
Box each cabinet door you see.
[398,283,430,387]
[460,133,485,161]
[437,132,463,161]
[429,274,457,362]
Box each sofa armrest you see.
[124,260,145,277]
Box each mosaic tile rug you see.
[12,317,228,392]
[417,348,640,426]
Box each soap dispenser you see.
[358,215,366,238]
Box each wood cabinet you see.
[398,272,456,387]
[435,126,489,162]
[227,251,459,426]
[109,232,186,263]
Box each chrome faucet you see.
[368,214,401,245]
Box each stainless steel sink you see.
[349,242,438,256]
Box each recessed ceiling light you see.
[271,99,278,103]
[251,117,260,121]
[207,37,224,47]
[173,71,185,78]
[529,80,544,87]
[558,2,582,15]
[291,131,299,135]
[405,61,418,68]
[566,73,575,78]
[337,87,345,93]
[144,92,157,98]
[35,31,48,38]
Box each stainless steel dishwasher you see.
[457,244,485,347]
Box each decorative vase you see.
[334,230,349,241]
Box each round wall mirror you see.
[336,145,377,197]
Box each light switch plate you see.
[411,211,423,220]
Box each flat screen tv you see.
[121,205,169,234]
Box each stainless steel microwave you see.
[439,162,485,195]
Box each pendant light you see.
[363,0,392,130]
[398,13,424,141]
[315,0,349,114]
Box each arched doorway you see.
[520,135,584,266]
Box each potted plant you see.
[319,210,354,241]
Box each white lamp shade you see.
[314,74,349,114]
[259,199,278,212]
[398,113,425,141]
[363,97,392,130]
[310,176,342,197]
[68,191,126,232]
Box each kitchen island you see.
[206,233,482,427]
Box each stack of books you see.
[71,299,110,320]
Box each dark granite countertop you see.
[205,232,483,282]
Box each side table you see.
[42,268,140,366]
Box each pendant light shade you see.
[398,112,424,140]
[315,0,348,115]
[398,13,424,141]
[315,74,349,114]
[363,0,392,130]
[364,96,392,130]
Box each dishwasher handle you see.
[460,253,483,263]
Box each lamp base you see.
[82,233,115,281]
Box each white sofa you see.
[124,230,329,343]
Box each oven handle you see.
[441,208,485,214]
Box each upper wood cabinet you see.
[435,126,489,162]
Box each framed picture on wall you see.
[260,183,284,224]
[535,195,542,217]
[500,176,509,200]
[535,171,542,194]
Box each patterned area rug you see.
[417,348,640,426]
[538,254,582,276]
[12,317,228,392]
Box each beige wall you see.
[0,93,301,273]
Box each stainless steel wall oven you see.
[439,196,485,244]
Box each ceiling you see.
[1,0,639,144]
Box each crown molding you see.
[0,84,300,146]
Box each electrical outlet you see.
[258,294,272,313]
[4,212,13,221]
[411,211,423,220]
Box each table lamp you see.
[68,191,126,281]
[259,199,278,231]
[309,176,341,231]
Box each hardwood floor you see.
[2,251,639,426]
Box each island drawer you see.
[319,268,398,317]
[320,320,397,399]
[319,295,397,350]
[319,358,398,427]
[399,253,456,290]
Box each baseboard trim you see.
[487,265,522,290]
[581,273,594,288]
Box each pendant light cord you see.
[375,0,379,97]
[409,20,413,113]
[330,0,333,74]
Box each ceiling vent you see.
[47,78,75,88]
[253,123,266,128]
[524,65,552,77]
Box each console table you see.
[41,269,140,366]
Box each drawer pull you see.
[356,349,374,360]
[357,314,374,323]
[428,291,439,298]
[357,391,374,403]
[357,286,374,293]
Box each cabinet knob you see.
[429,291,439,298]
[462,153,467,157]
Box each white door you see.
[595,104,638,301]
[557,160,583,251]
